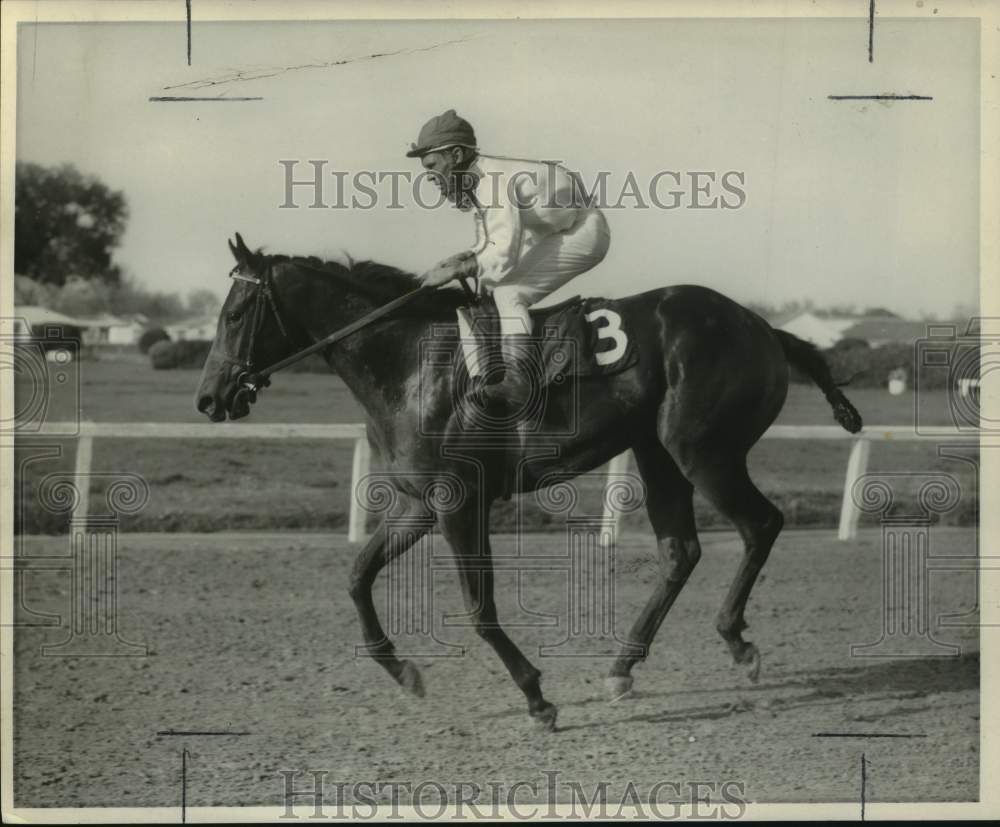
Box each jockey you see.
[408,109,611,412]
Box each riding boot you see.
[479,333,540,416]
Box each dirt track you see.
[13,527,979,809]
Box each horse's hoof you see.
[531,703,558,732]
[604,675,634,702]
[397,660,426,698]
[738,645,761,684]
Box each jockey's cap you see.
[406,109,477,158]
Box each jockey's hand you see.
[418,251,478,288]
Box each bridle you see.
[216,258,476,403]
[221,263,293,394]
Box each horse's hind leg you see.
[682,451,783,682]
[606,437,700,700]
[348,494,432,697]
[438,504,557,730]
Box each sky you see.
[16,16,980,318]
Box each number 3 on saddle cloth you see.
[453,292,641,433]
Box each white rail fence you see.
[32,422,371,542]
[28,422,979,543]
[606,425,980,542]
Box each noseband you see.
[222,264,292,391]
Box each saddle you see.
[461,294,639,386]
[451,292,639,502]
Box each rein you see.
[240,284,435,393]
[226,259,480,396]
[228,270,439,395]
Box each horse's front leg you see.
[439,504,558,730]
[347,494,432,697]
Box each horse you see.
[195,233,863,730]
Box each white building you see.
[12,305,91,340]
[165,315,219,341]
[78,313,149,346]
[777,311,857,349]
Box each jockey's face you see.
[420,147,473,204]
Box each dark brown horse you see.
[195,233,862,730]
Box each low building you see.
[77,313,149,346]
[838,317,941,348]
[775,311,856,349]
[165,315,219,341]
[776,310,946,350]
[12,305,91,341]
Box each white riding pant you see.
[489,208,610,336]
[456,208,610,375]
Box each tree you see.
[824,303,859,318]
[15,162,128,286]
[745,301,778,320]
[950,301,977,323]
[186,288,221,317]
[14,274,56,307]
[52,276,114,317]
[109,276,186,323]
[860,306,900,318]
[138,327,170,354]
[148,340,177,370]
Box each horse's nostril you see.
[196,395,214,414]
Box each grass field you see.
[13,356,980,533]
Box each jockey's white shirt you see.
[462,154,610,336]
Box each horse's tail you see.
[774,329,863,434]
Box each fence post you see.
[838,437,871,541]
[348,436,372,543]
[71,432,94,525]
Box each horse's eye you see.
[226,311,242,323]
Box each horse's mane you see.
[264,251,467,317]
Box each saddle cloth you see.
[460,295,639,385]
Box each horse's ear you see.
[228,237,240,262]
[234,232,250,256]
